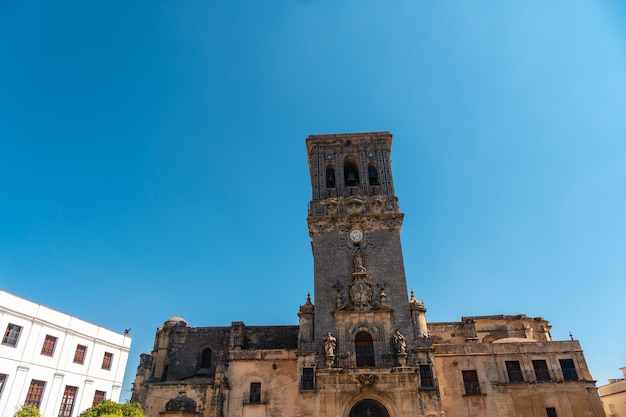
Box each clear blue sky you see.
[1,1,625,402]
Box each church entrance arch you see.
[348,399,390,417]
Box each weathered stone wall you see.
[225,349,298,417]
[434,340,604,417]
[138,382,212,417]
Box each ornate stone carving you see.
[349,274,373,311]
[345,196,364,215]
[369,196,384,214]
[323,332,336,357]
[355,374,377,390]
[392,330,407,354]
[307,212,404,235]
[325,199,338,216]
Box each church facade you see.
[131,132,605,417]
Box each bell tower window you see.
[368,164,379,186]
[355,331,375,367]
[200,347,212,369]
[326,166,336,188]
[344,157,360,187]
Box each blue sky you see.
[1,1,625,402]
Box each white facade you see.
[0,290,131,417]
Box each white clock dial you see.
[349,229,364,242]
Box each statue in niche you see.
[392,330,407,354]
[323,332,337,356]
[353,250,366,272]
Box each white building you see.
[0,290,131,417]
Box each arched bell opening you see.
[326,165,336,189]
[367,163,379,186]
[344,157,360,187]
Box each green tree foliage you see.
[78,400,146,417]
[13,405,41,417]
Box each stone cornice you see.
[307,212,404,236]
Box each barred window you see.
[25,380,46,408]
[92,390,106,407]
[73,345,87,364]
[462,370,481,395]
[505,360,524,383]
[419,364,435,388]
[41,335,58,356]
[101,352,113,370]
[58,385,78,417]
[533,360,551,382]
[559,359,578,381]
[2,323,22,347]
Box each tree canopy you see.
[13,406,41,417]
[78,400,146,417]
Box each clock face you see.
[349,229,364,242]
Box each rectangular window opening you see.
[249,382,261,404]
[546,407,558,417]
[533,360,551,382]
[301,368,315,390]
[505,360,524,383]
[559,359,578,381]
[41,335,58,356]
[58,385,78,417]
[2,324,22,347]
[25,379,46,408]
[0,374,7,399]
[73,345,87,364]
[462,370,482,395]
[101,352,113,370]
[419,364,435,388]
[92,390,106,407]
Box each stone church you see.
[131,132,605,417]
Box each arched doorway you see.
[348,399,390,417]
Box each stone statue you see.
[323,332,337,356]
[392,330,407,354]
[353,250,366,272]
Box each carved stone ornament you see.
[355,374,377,390]
[349,274,373,311]
[345,196,365,215]
[308,213,403,235]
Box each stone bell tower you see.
[304,132,418,366]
